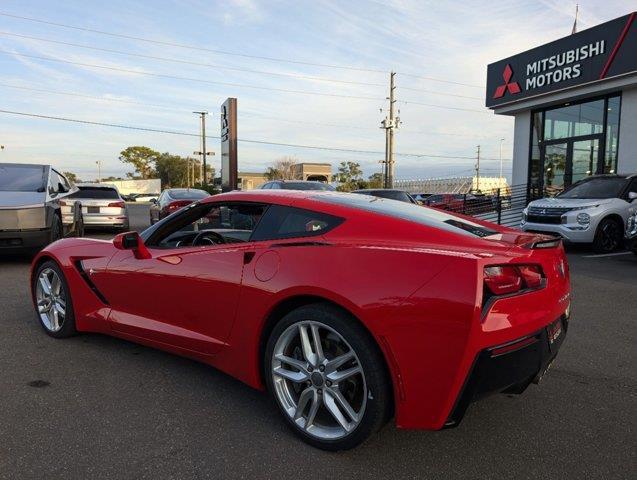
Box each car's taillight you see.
[483,264,545,296]
[167,200,191,211]
[108,201,126,208]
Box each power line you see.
[0,31,386,87]
[398,100,490,114]
[0,50,385,101]
[0,108,510,160]
[0,12,387,74]
[0,82,506,139]
[0,11,487,90]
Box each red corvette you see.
[30,190,570,450]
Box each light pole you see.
[499,138,505,183]
[96,160,101,183]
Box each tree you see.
[63,171,80,184]
[335,161,363,192]
[367,172,384,189]
[265,156,298,180]
[119,146,160,179]
[155,153,190,188]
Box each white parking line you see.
[582,252,633,258]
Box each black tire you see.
[264,303,392,451]
[592,217,623,253]
[32,260,77,338]
[50,215,63,244]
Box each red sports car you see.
[30,190,570,450]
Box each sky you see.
[0,0,634,181]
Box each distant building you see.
[238,163,333,190]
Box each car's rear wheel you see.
[50,215,63,243]
[264,304,392,451]
[33,261,77,338]
[592,217,623,253]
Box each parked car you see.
[423,193,465,211]
[625,205,637,255]
[259,180,335,191]
[149,188,209,224]
[521,174,637,253]
[351,189,418,204]
[133,193,161,203]
[31,190,570,450]
[61,183,129,231]
[0,163,82,253]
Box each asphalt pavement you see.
[0,204,635,479]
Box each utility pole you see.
[193,111,212,185]
[381,72,398,189]
[95,160,101,183]
[475,145,481,192]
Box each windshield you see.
[314,193,498,238]
[355,190,413,203]
[168,189,209,199]
[558,177,627,199]
[68,186,120,199]
[0,165,46,192]
[281,182,334,191]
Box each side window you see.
[627,178,637,196]
[49,170,67,194]
[147,202,266,248]
[261,183,271,189]
[251,205,343,241]
[270,182,281,189]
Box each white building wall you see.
[617,86,637,174]
[511,111,531,186]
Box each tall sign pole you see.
[193,111,208,184]
[220,98,238,192]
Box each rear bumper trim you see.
[444,316,568,428]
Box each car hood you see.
[0,191,45,208]
[528,197,614,209]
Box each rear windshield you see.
[281,182,334,191]
[558,177,627,199]
[0,165,46,192]
[314,193,498,238]
[69,186,119,199]
[355,190,412,203]
[168,189,209,199]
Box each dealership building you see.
[486,12,636,195]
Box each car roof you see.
[0,162,51,168]
[75,183,118,189]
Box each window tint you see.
[315,193,498,238]
[68,186,120,199]
[251,205,343,241]
[558,177,627,199]
[0,165,46,192]
[147,202,266,248]
[167,189,209,200]
[280,182,334,191]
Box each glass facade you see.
[529,93,622,196]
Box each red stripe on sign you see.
[600,12,635,79]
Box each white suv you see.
[521,174,637,253]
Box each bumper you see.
[0,228,51,252]
[521,221,595,243]
[445,316,568,427]
[63,214,128,228]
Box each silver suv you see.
[521,174,637,253]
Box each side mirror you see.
[629,191,637,201]
[113,231,151,259]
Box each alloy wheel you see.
[271,321,367,440]
[600,221,621,251]
[35,268,66,333]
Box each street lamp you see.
[96,160,101,183]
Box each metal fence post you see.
[496,188,502,224]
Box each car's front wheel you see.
[265,304,392,451]
[32,261,77,338]
[593,217,623,253]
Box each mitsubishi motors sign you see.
[486,12,636,108]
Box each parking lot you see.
[0,203,635,479]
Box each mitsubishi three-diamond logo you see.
[493,64,521,99]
